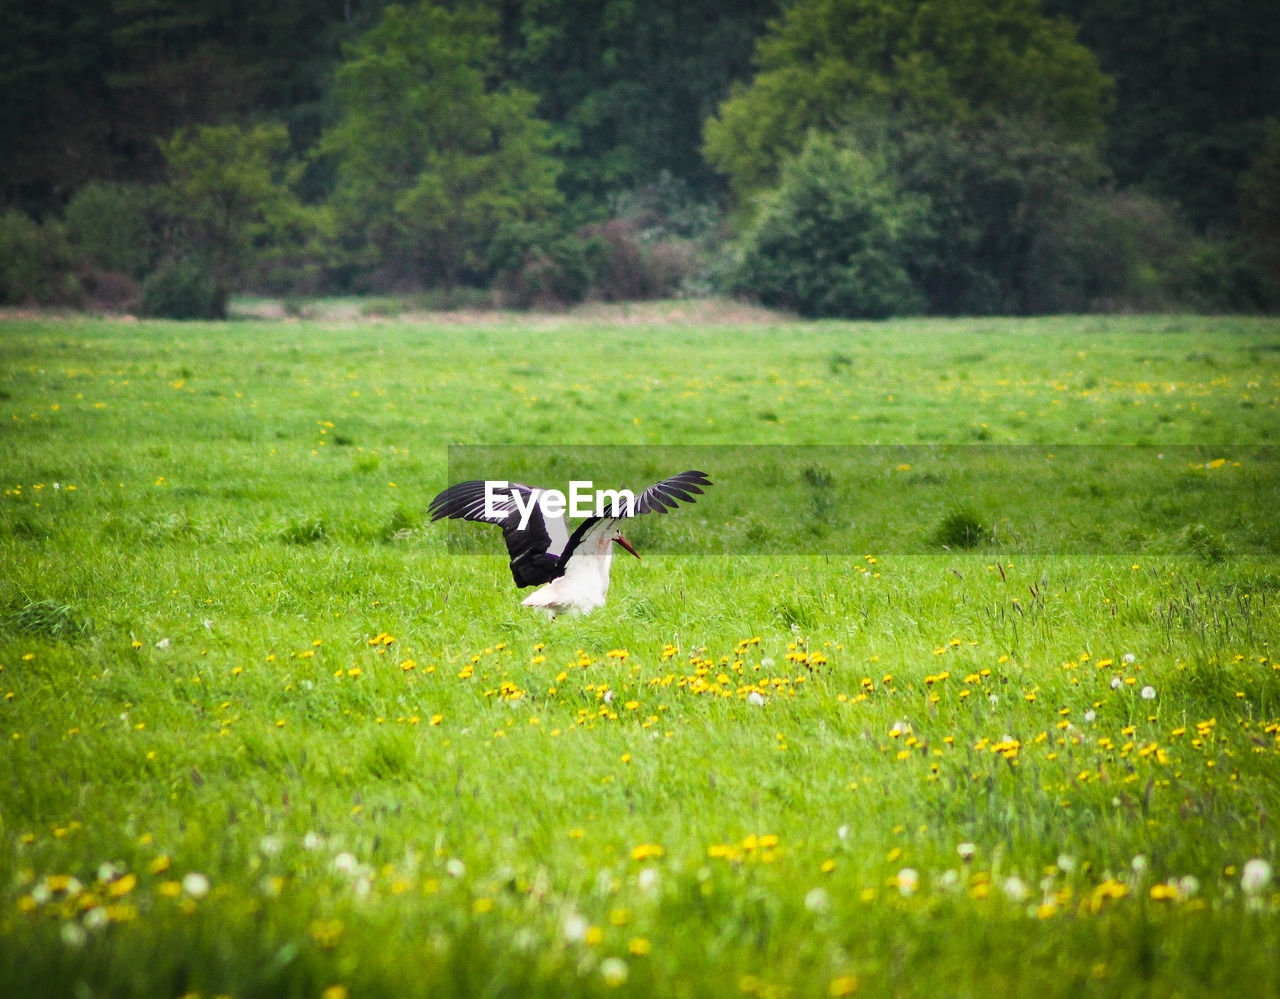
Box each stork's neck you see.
[561,522,617,598]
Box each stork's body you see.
[428,470,710,617]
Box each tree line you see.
[1,0,1276,317]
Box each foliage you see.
[507,0,778,202]
[891,114,1108,315]
[62,181,161,279]
[1043,0,1280,232]
[732,135,930,318]
[1024,189,1198,313]
[140,257,226,319]
[704,0,1111,201]
[1238,119,1280,305]
[0,210,76,305]
[158,123,319,295]
[322,2,564,291]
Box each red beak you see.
[615,536,640,559]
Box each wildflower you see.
[1241,858,1272,895]
[957,842,977,862]
[1002,876,1029,902]
[805,887,831,912]
[829,974,859,996]
[628,937,652,956]
[1131,855,1148,878]
[1141,685,1156,700]
[1123,653,1136,664]
[446,858,466,879]
[1084,709,1097,723]
[600,957,629,987]
[897,868,919,896]
[1110,677,1123,690]
[562,912,589,943]
[631,843,664,862]
[182,872,210,898]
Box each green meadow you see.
[2,309,1279,998]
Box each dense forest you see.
[1,0,1276,317]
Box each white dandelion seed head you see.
[1177,875,1200,898]
[562,912,589,943]
[760,657,775,668]
[957,842,977,862]
[258,835,283,856]
[747,691,766,706]
[837,825,851,841]
[96,862,120,884]
[890,720,911,736]
[1002,876,1029,902]
[1122,653,1136,664]
[1110,677,1123,690]
[805,887,831,912]
[353,877,372,897]
[988,693,999,707]
[445,858,466,879]
[897,868,919,896]
[1084,709,1097,723]
[938,869,961,891]
[1141,685,1156,700]
[637,867,659,893]
[30,882,52,905]
[155,637,171,649]
[1131,854,1149,876]
[83,907,109,931]
[303,832,322,850]
[182,872,210,898]
[1057,854,1076,874]
[332,852,359,876]
[600,957,629,987]
[1241,858,1273,895]
[60,921,87,948]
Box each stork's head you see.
[608,524,639,559]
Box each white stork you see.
[428,470,712,617]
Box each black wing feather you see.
[557,470,713,567]
[428,480,562,587]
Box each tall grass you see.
[1,311,1278,997]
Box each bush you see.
[0,209,78,305]
[732,135,930,319]
[496,235,606,308]
[1024,190,1195,312]
[63,181,160,278]
[141,259,227,319]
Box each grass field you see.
[2,308,1279,998]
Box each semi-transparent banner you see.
[435,444,1279,556]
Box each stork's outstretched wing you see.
[559,470,712,565]
[428,480,568,587]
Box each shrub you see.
[63,181,160,278]
[0,209,77,305]
[1024,190,1194,312]
[496,235,606,308]
[732,135,930,319]
[141,258,227,319]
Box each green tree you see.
[1043,0,1280,232]
[321,2,563,290]
[703,0,1111,202]
[158,122,317,296]
[733,134,930,318]
[506,0,778,204]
